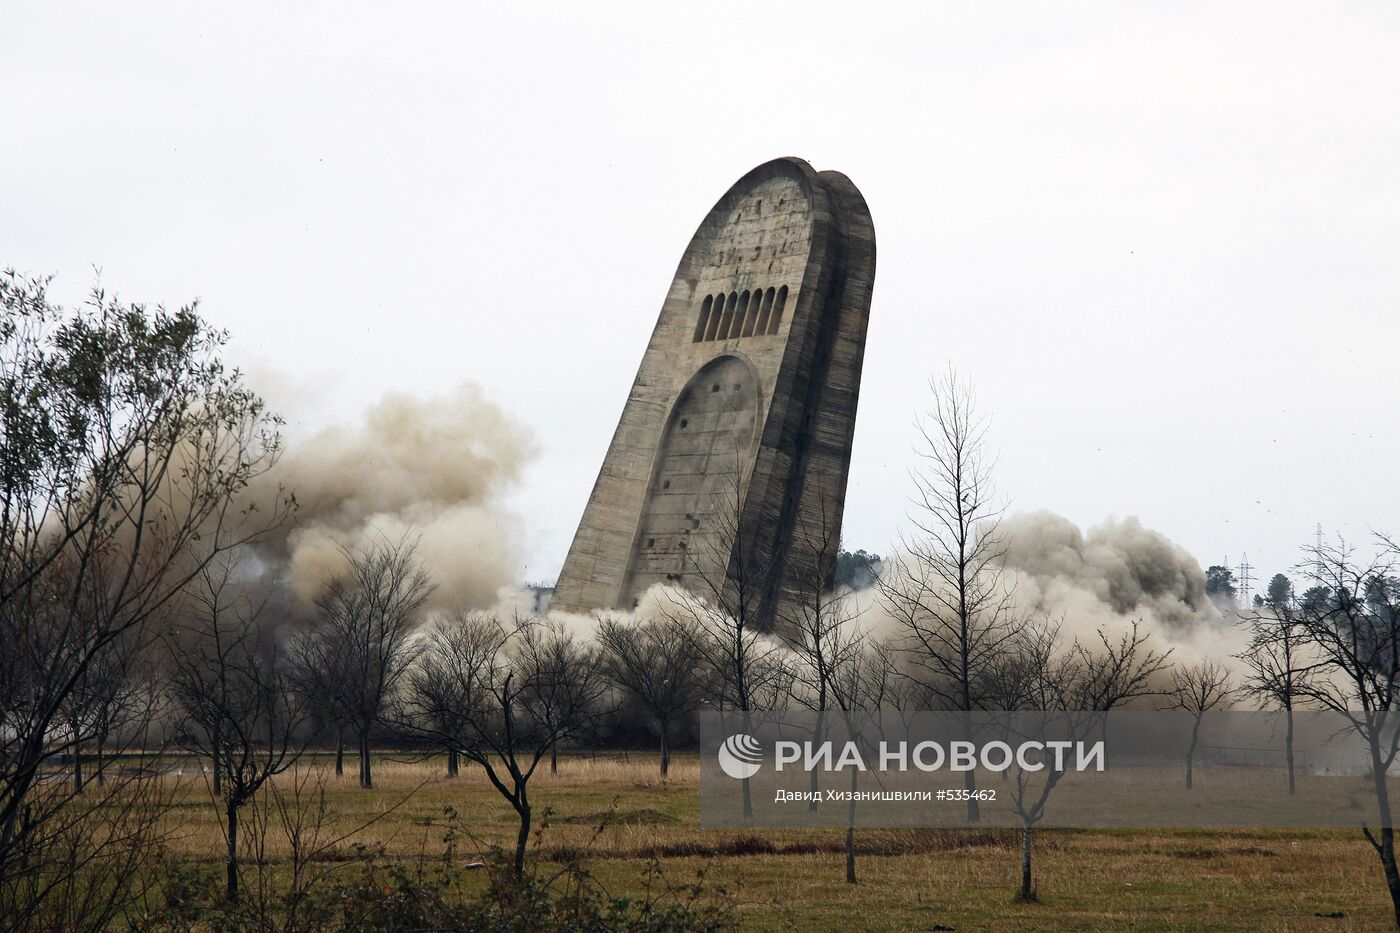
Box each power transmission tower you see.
[1237,552,1254,609]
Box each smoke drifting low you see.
[255,383,536,612]
[616,511,1231,651]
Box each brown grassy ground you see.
[153,752,1396,932]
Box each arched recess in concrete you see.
[620,353,762,606]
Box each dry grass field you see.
[146,751,1400,932]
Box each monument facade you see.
[553,157,875,630]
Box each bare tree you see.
[57,642,138,796]
[596,614,703,776]
[783,477,862,715]
[828,639,901,884]
[667,468,793,713]
[783,486,868,814]
[77,641,144,789]
[1238,573,1310,794]
[287,638,351,779]
[0,272,288,924]
[399,614,604,875]
[878,368,1020,822]
[1074,620,1174,714]
[997,620,1104,902]
[402,610,501,779]
[1291,536,1400,928]
[294,536,433,788]
[773,467,911,881]
[515,616,603,775]
[167,553,307,902]
[1067,619,1175,760]
[169,562,244,797]
[1166,660,1233,790]
[402,610,493,779]
[660,469,793,818]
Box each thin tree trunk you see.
[659,721,670,778]
[960,708,980,823]
[359,732,372,789]
[226,798,239,902]
[447,748,459,778]
[1285,704,1296,795]
[212,731,223,796]
[1019,825,1035,901]
[845,765,858,884]
[809,710,825,812]
[513,796,532,877]
[1186,717,1201,790]
[550,744,558,776]
[1368,744,1400,928]
[1380,827,1400,929]
[334,725,344,778]
[71,727,83,796]
[95,734,106,786]
[741,709,753,819]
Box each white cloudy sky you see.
[4,3,1397,589]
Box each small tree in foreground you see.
[988,619,1104,902]
[517,616,602,776]
[403,610,492,778]
[879,367,1021,824]
[1291,536,1400,929]
[784,481,876,813]
[827,639,900,884]
[660,469,794,818]
[401,614,603,876]
[1166,659,1233,790]
[1238,572,1310,794]
[596,614,703,776]
[295,536,433,789]
[167,555,307,902]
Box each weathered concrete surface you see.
[553,158,875,630]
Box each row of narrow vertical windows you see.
[692,285,787,342]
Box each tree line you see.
[6,277,1400,927]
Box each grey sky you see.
[4,2,1397,591]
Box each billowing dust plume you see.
[998,512,1214,633]
[994,511,1242,674]
[255,383,536,612]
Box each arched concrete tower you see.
[553,157,875,631]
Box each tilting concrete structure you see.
[553,157,875,630]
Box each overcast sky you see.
[4,3,1397,591]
